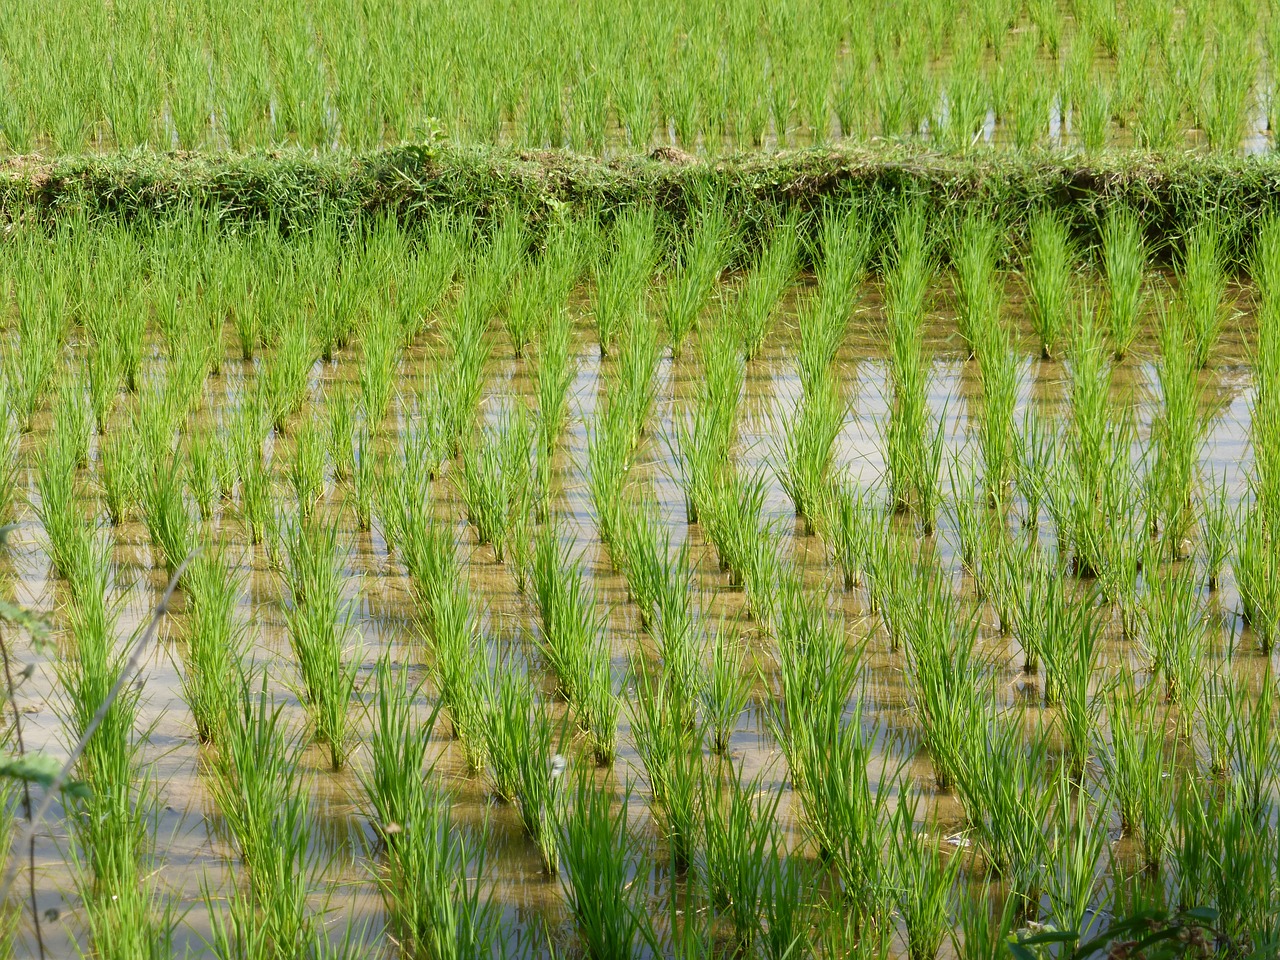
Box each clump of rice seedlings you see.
[616,496,694,650]
[358,311,401,429]
[359,661,499,958]
[699,464,770,589]
[85,327,121,434]
[702,763,782,948]
[530,522,616,757]
[883,202,944,531]
[281,513,361,769]
[98,418,142,526]
[1140,563,1206,706]
[1151,305,1209,556]
[286,411,326,521]
[179,550,246,744]
[0,395,20,524]
[821,478,877,592]
[1060,302,1114,575]
[8,285,66,432]
[483,661,562,872]
[1236,502,1280,653]
[949,885,1018,960]
[950,703,1054,903]
[325,383,356,483]
[1177,217,1228,369]
[670,311,744,524]
[141,458,194,577]
[776,308,847,531]
[1101,204,1148,360]
[1043,778,1106,937]
[433,289,493,459]
[700,625,751,756]
[558,769,651,959]
[456,401,534,564]
[631,663,703,870]
[34,423,88,582]
[952,210,1002,358]
[586,401,634,548]
[735,213,801,360]
[185,428,219,522]
[891,791,962,960]
[207,677,324,952]
[53,373,92,469]
[1101,672,1174,872]
[974,317,1021,504]
[1024,209,1074,360]
[592,207,658,357]
[262,317,316,433]
[1015,406,1055,529]
[664,192,734,356]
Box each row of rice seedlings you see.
[206,676,355,957]
[58,540,175,957]
[1177,217,1229,370]
[663,192,734,357]
[592,207,658,358]
[734,213,801,361]
[280,512,360,769]
[358,660,499,954]
[530,521,618,764]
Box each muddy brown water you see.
[2,272,1267,957]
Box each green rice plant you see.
[586,401,633,548]
[663,193,733,357]
[179,550,246,744]
[974,317,1021,504]
[1221,666,1279,821]
[891,791,962,960]
[185,428,219,522]
[85,329,121,434]
[7,290,66,433]
[615,496,693,648]
[142,458,194,578]
[630,662,703,870]
[352,422,375,532]
[239,455,274,547]
[1177,217,1228,369]
[358,311,401,429]
[558,768,651,959]
[33,425,86,582]
[359,662,499,960]
[804,199,873,372]
[591,207,657,358]
[456,401,533,562]
[282,513,361,769]
[613,305,663,446]
[1025,209,1075,360]
[1014,406,1055,529]
[702,763,781,948]
[1101,204,1149,361]
[1101,670,1175,871]
[422,581,492,774]
[1151,306,1209,557]
[325,383,356,482]
[1076,78,1112,152]
[263,318,315,432]
[1236,499,1280,652]
[1140,563,1206,706]
[948,885,1018,960]
[53,373,91,469]
[950,703,1054,903]
[820,477,874,592]
[1200,50,1256,154]
[206,676,322,953]
[434,288,493,457]
[759,852,814,960]
[700,625,751,756]
[1043,778,1106,937]
[97,418,142,526]
[482,661,562,872]
[0,397,19,525]
[736,214,801,360]
[699,466,771,589]
[773,375,846,533]
[952,210,1001,358]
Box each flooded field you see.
[1,206,1277,958]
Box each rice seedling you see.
[185,428,220,523]
[592,207,657,358]
[700,625,751,756]
[359,661,499,959]
[974,317,1021,504]
[736,214,801,360]
[1177,217,1228,369]
[774,373,846,533]
[615,496,694,648]
[1101,204,1148,361]
[663,192,733,356]
[456,399,533,562]
[287,414,328,522]
[1140,563,1207,707]
[1151,305,1209,557]
[482,660,562,872]
[281,513,361,769]
[630,663,702,870]
[264,318,316,432]
[358,311,401,430]
[1102,671,1175,872]
[949,885,1018,960]
[142,457,194,578]
[1043,778,1106,937]
[891,791,962,960]
[558,769,651,959]
[702,763,781,948]
[1024,209,1074,360]
[178,550,246,744]
[952,210,1001,358]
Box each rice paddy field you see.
[5,2,1280,960]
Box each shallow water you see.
[2,266,1271,957]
